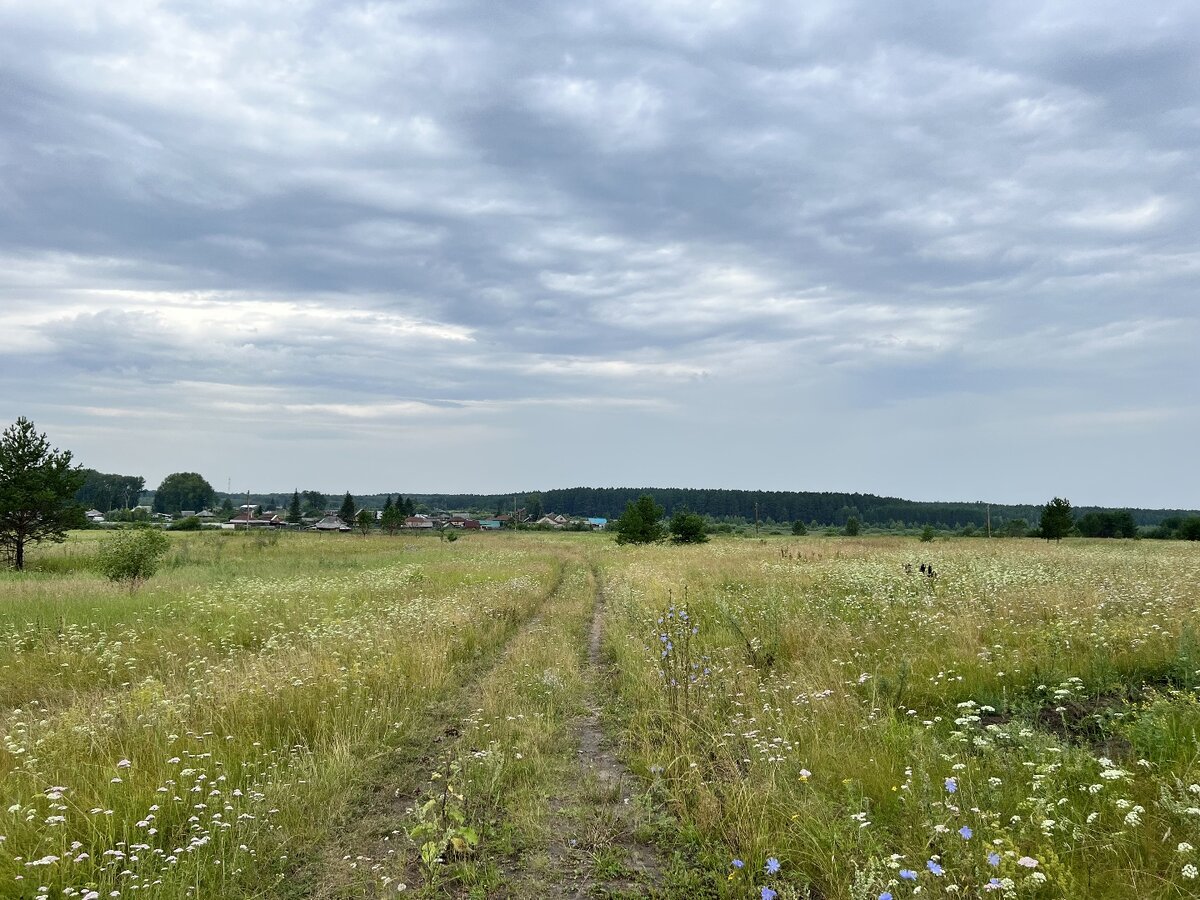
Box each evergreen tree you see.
[844,516,861,536]
[791,520,807,536]
[0,417,85,570]
[338,492,356,523]
[614,494,667,545]
[287,490,302,524]
[1039,497,1074,542]
[669,509,708,544]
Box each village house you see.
[312,515,351,532]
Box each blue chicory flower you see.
[927,860,944,876]
[765,857,781,875]
[945,777,957,793]
[899,869,917,880]
[959,825,973,839]
[761,888,777,900]
[988,852,1000,867]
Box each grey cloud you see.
[1,0,1198,504]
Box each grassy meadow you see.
[2,531,1199,899]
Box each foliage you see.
[96,526,170,588]
[301,489,327,516]
[791,520,807,536]
[75,468,145,512]
[288,490,303,524]
[168,515,202,531]
[404,487,1200,532]
[107,506,152,523]
[0,416,85,570]
[919,525,936,542]
[614,494,667,545]
[843,516,861,536]
[355,507,374,535]
[1001,518,1029,538]
[338,492,356,523]
[153,472,215,514]
[669,509,709,544]
[1076,509,1137,538]
[1179,517,1200,541]
[380,497,404,535]
[407,759,479,877]
[1039,496,1074,541]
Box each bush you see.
[791,520,807,536]
[169,516,202,531]
[614,495,667,545]
[97,527,170,589]
[843,516,861,537]
[669,510,708,544]
[919,525,936,542]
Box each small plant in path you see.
[408,758,479,881]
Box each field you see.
[2,531,1199,899]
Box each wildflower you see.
[1178,843,1195,853]
[765,857,781,875]
[880,894,893,900]
[899,869,918,880]
[799,768,811,782]
[945,777,957,793]
[984,878,1003,891]
[117,759,131,769]
[761,889,777,900]
[959,826,973,840]
[928,860,944,876]
[732,859,745,869]
[988,852,1000,866]
[1017,856,1038,868]
[1183,864,1198,880]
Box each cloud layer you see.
[2,1,1197,506]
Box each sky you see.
[1,1,1198,508]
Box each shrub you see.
[97,527,170,589]
[669,510,708,544]
[169,516,202,531]
[919,525,936,542]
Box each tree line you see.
[407,487,1195,531]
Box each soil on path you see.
[513,574,671,899]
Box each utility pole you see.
[755,501,760,536]
[986,503,992,538]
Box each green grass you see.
[2,532,1199,898]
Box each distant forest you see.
[216,486,1198,530]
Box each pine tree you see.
[614,494,667,545]
[288,490,302,524]
[338,492,356,523]
[1039,497,1074,542]
[0,417,86,570]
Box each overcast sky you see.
[2,1,1197,507]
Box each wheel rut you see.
[305,559,568,899]
[520,567,671,900]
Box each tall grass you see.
[598,538,1200,898]
[0,531,562,898]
